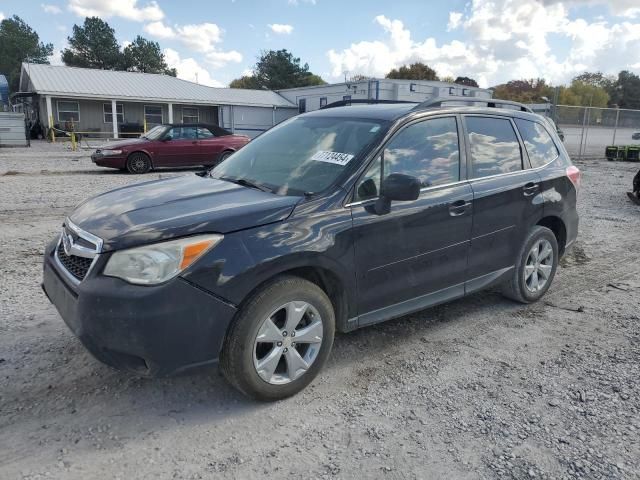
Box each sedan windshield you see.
[142,125,167,140]
[210,116,389,196]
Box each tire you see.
[126,152,152,174]
[215,150,233,166]
[220,276,335,401]
[502,226,559,304]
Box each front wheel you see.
[126,152,152,174]
[502,226,559,303]
[220,276,335,401]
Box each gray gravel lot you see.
[0,141,639,479]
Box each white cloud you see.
[268,23,294,34]
[41,3,62,14]
[0,12,5,21]
[327,4,640,88]
[163,48,224,87]
[288,0,316,5]
[175,23,222,52]
[67,0,164,22]
[447,12,462,31]
[205,50,243,68]
[144,21,175,39]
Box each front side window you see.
[197,127,214,138]
[355,117,460,201]
[167,126,198,140]
[211,116,389,196]
[514,118,559,168]
[466,116,522,179]
[103,103,124,123]
[57,101,79,122]
[182,107,199,123]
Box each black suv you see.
[42,98,579,400]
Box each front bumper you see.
[42,240,237,376]
[91,153,126,168]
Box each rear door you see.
[155,126,201,166]
[463,115,543,289]
[351,115,474,323]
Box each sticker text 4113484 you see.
[310,150,355,166]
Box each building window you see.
[319,97,327,108]
[343,95,351,102]
[449,87,455,96]
[144,105,163,126]
[57,101,80,123]
[462,89,470,96]
[410,83,416,92]
[103,103,124,123]
[298,99,306,114]
[182,107,199,123]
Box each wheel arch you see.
[536,216,567,256]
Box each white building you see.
[18,63,298,139]
[278,78,493,113]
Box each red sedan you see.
[91,123,251,174]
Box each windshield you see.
[210,116,389,196]
[142,125,168,140]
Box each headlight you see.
[99,149,123,156]
[103,234,223,285]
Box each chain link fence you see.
[551,105,640,159]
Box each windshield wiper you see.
[218,176,273,193]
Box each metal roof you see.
[20,63,297,109]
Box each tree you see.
[123,36,175,75]
[455,76,479,87]
[609,71,640,109]
[62,17,121,70]
[229,75,260,89]
[230,49,326,89]
[0,15,53,93]
[492,78,553,103]
[558,81,609,108]
[572,71,615,91]
[386,63,438,81]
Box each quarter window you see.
[57,101,80,123]
[103,103,124,123]
[466,117,522,179]
[356,117,460,201]
[144,105,163,126]
[514,118,559,168]
[182,107,199,123]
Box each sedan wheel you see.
[126,152,151,174]
[523,239,554,293]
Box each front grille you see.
[56,242,93,281]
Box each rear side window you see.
[514,118,559,168]
[356,117,460,200]
[465,117,522,179]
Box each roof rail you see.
[320,99,415,110]
[413,97,534,113]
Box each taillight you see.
[566,165,581,192]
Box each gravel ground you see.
[0,141,639,480]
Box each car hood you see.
[69,175,301,251]
[96,138,147,150]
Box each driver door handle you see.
[449,199,471,216]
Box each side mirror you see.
[381,173,421,202]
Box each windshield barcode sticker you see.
[311,151,354,166]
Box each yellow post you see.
[50,115,55,143]
[71,132,76,151]
[144,117,147,133]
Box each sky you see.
[1,0,640,88]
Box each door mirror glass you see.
[381,173,421,202]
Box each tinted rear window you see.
[514,118,559,168]
[466,117,522,179]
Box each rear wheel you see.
[502,226,558,303]
[126,152,152,174]
[220,276,335,401]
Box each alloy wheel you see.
[524,238,554,293]
[253,301,323,385]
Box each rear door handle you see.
[523,182,539,196]
[449,199,471,216]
